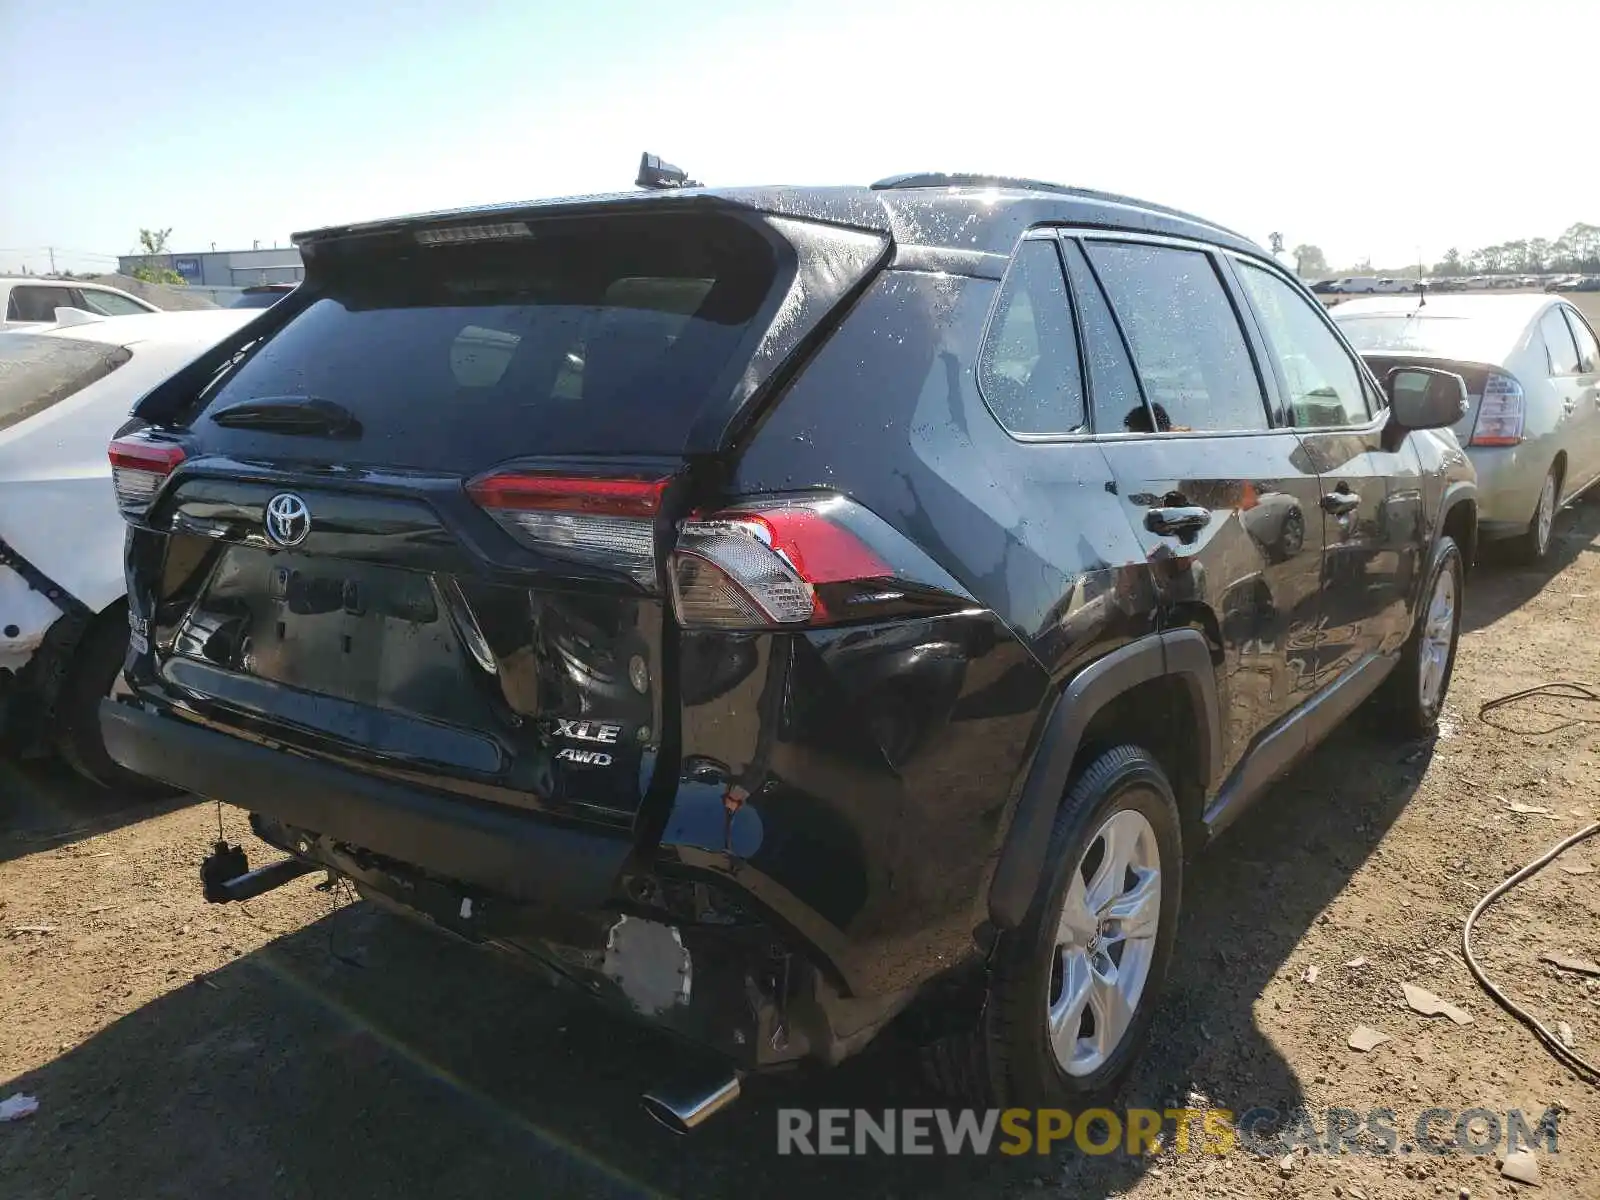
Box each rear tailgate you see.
[125,206,887,829]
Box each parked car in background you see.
[1,277,159,330]
[1309,279,1340,294]
[229,282,297,309]
[100,175,1475,1121]
[1328,276,1381,293]
[0,308,256,789]
[1334,294,1600,561]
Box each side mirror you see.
[1385,366,1468,432]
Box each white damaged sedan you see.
[1,308,254,789]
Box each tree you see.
[130,227,185,286]
[1292,244,1329,277]
[1433,247,1463,277]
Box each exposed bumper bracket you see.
[201,840,317,903]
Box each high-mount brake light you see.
[414,222,532,246]
[669,498,898,629]
[108,436,186,518]
[1470,373,1526,446]
[466,471,670,584]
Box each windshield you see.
[0,333,131,432]
[1333,310,1529,362]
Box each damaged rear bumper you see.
[102,700,913,1071]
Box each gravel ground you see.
[2,506,1598,1200]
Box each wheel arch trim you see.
[986,629,1220,929]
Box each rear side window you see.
[199,215,781,463]
[1085,242,1267,432]
[1540,307,1581,375]
[978,239,1085,435]
[1236,261,1369,427]
[1561,308,1599,373]
[0,334,131,432]
[6,285,77,323]
[77,289,151,317]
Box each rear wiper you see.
[209,396,362,439]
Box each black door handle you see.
[1144,506,1212,536]
[1321,490,1361,516]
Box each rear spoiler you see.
[1357,353,1505,392]
[294,190,789,251]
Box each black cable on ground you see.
[1461,680,1600,1086]
[1462,820,1600,1086]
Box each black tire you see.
[1381,536,1463,737]
[54,610,178,797]
[1510,462,1561,564]
[925,745,1182,1106]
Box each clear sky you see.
[1,0,1593,275]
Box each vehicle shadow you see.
[0,757,194,867]
[0,714,1431,1200]
[1462,493,1600,634]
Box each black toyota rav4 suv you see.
[103,175,1477,1126]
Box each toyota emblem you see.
[264,493,312,547]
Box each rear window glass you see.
[0,333,131,432]
[199,215,780,463]
[1333,311,1528,362]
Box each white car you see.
[1,277,162,331]
[1,309,255,788]
[1334,293,1600,561]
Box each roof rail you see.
[869,172,1249,242]
[871,172,1077,194]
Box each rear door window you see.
[6,285,77,323]
[1236,261,1370,427]
[0,333,131,432]
[1085,241,1267,432]
[1059,240,1146,433]
[77,289,152,317]
[1561,307,1599,373]
[977,239,1086,435]
[196,214,782,466]
[1541,306,1581,375]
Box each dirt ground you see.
[3,508,1599,1199]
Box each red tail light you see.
[670,496,938,630]
[108,436,186,517]
[1470,373,1525,446]
[466,471,671,584]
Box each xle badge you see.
[553,719,622,744]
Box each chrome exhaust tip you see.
[640,1073,742,1134]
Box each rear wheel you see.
[1382,536,1463,737]
[55,611,178,797]
[924,745,1182,1105]
[1511,464,1560,564]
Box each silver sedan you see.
[1334,294,1600,561]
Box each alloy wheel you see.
[1534,471,1556,558]
[1047,808,1162,1077]
[1418,563,1456,711]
